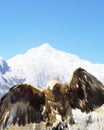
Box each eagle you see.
[0,67,104,130]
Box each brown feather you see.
[68,67,104,112]
[0,84,46,129]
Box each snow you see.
[0,56,10,74]
[71,109,104,130]
[0,43,104,129]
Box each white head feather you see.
[47,80,58,91]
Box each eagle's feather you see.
[68,68,104,112]
[0,84,46,129]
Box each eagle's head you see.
[47,80,59,93]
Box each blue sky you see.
[0,0,104,64]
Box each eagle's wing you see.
[0,84,45,129]
[68,68,104,113]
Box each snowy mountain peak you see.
[6,43,104,88]
[38,43,53,49]
[25,43,57,56]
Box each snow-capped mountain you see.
[0,43,104,130]
[0,43,104,98]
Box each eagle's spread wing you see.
[0,84,45,129]
[68,68,104,112]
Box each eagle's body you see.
[0,68,104,130]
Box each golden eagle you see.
[0,68,104,130]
